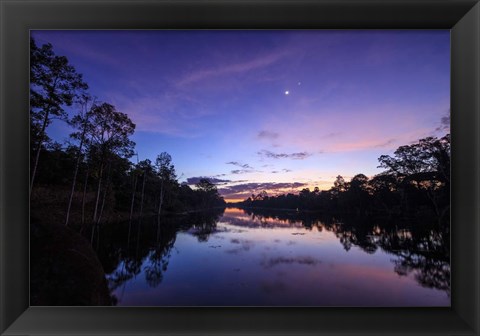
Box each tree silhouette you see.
[85,103,135,226]
[332,175,347,194]
[65,95,96,226]
[30,38,88,194]
[196,179,225,209]
[378,135,450,222]
[343,174,370,215]
[155,152,177,216]
[378,135,450,178]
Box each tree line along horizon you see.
[30,37,451,233]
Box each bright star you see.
[284,90,289,95]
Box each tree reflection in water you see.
[94,207,449,304]
[93,208,224,301]
[239,208,450,296]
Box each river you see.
[96,207,450,306]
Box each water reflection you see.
[95,209,224,293]
[262,256,321,268]
[94,207,449,306]
[237,208,450,297]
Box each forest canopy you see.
[30,38,226,232]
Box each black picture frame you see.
[1,0,479,335]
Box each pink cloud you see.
[256,100,448,155]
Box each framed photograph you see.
[1,0,479,335]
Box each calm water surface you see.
[103,207,450,306]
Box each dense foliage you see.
[30,38,225,233]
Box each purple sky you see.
[31,30,450,202]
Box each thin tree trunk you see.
[91,163,104,245]
[139,171,146,218]
[129,173,138,222]
[92,119,106,225]
[97,183,108,225]
[127,153,140,247]
[90,222,96,245]
[157,179,164,216]
[134,171,147,253]
[156,216,161,243]
[97,162,112,225]
[127,166,138,248]
[65,137,87,226]
[65,104,91,226]
[30,107,50,195]
[92,163,104,224]
[81,164,89,228]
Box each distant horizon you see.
[31,30,450,202]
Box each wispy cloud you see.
[260,101,447,154]
[323,132,341,139]
[219,182,308,200]
[106,92,214,137]
[231,169,256,175]
[226,161,253,169]
[257,130,279,140]
[175,50,292,87]
[186,177,231,185]
[33,33,124,69]
[327,133,425,152]
[435,112,450,133]
[373,139,397,148]
[258,150,312,160]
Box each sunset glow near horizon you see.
[32,30,450,203]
